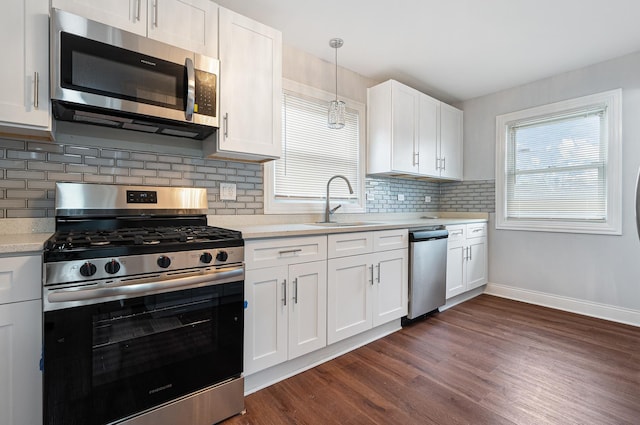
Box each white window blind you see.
[506,107,607,221]
[495,89,622,235]
[275,92,360,200]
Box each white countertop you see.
[218,214,488,239]
[0,213,488,253]
[0,233,51,255]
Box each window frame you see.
[264,79,366,215]
[495,89,622,235]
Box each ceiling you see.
[214,0,640,104]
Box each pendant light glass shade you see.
[328,99,346,129]
[328,38,345,129]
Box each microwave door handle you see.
[185,57,196,121]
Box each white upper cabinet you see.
[147,0,218,57]
[51,0,218,57]
[51,0,147,35]
[367,79,463,180]
[439,102,463,179]
[204,7,282,162]
[0,0,51,138]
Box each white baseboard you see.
[484,282,640,327]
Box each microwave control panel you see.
[195,70,217,117]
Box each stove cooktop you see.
[44,225,244,262]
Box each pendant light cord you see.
[335,45,338,101]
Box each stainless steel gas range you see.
[43,183,245,425]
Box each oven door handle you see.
[47,267,244,304]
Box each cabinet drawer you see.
[0,255,42,305]
[467,223,487,239]
[446,225,466,242]
[328,232,373,259]
[245,236,327,269]
[373,229,408,252]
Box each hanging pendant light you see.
[328,38,345,129]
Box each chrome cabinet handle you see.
[153,0,158,27]
[413,152,419,166]
[33,72,39,109]
[282,279,287,306]
[376,263,381,284]
[185,57,195,121]
[369,265,374,285]
[293,278,298,304]
[223,113,229,139]
[468,246,472,261]
[278,248,302,255]
[472,228,483,233]
[135,0,141,21]
[442,156,446,171]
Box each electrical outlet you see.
[398,194,405,201]
[219,183,236,201]
[425,196,431,203]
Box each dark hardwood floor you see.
[223,294,640,425]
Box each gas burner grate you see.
[45,225,243,252]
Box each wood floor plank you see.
[223,295,640,425]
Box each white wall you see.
[461,51,640,313]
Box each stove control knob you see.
[200,252,213,264]
[104,259,121,274]
[157,256,171,269]
[216,251,229,262]
[80,262,97,277]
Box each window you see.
[264,80,366,214]
[496,89,622,234]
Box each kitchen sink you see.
[309,221,381,227]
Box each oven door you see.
[43,280,243,425]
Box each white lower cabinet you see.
[445,223,488,298]
[0,255,42,425]
[244,236,327,375]
[327,230,408,345]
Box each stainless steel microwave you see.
[50,9,219,140]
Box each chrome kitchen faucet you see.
[324,175,354,223]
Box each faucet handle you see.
[330,204,342,214]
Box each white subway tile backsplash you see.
[0,137,497,219]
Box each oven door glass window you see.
[44,282,243,425]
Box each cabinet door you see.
[372,249,408,327]
[446,238,466,299]
[327,255,372,344]
[148,0,218,57]
[466,237,487,290]
[288,261,327,359]
[418,94,440,176]
[0,255,42,305]
[0,0,50,132]
[216,7,282,160]
[51,0,146,35]
[391,82,420,173]
[439,103,463,180]
[0,300,42,425]
[244,266,288,374]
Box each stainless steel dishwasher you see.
[405,226,449,321]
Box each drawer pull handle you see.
[278,248,303,255]
[472,228,483,233]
